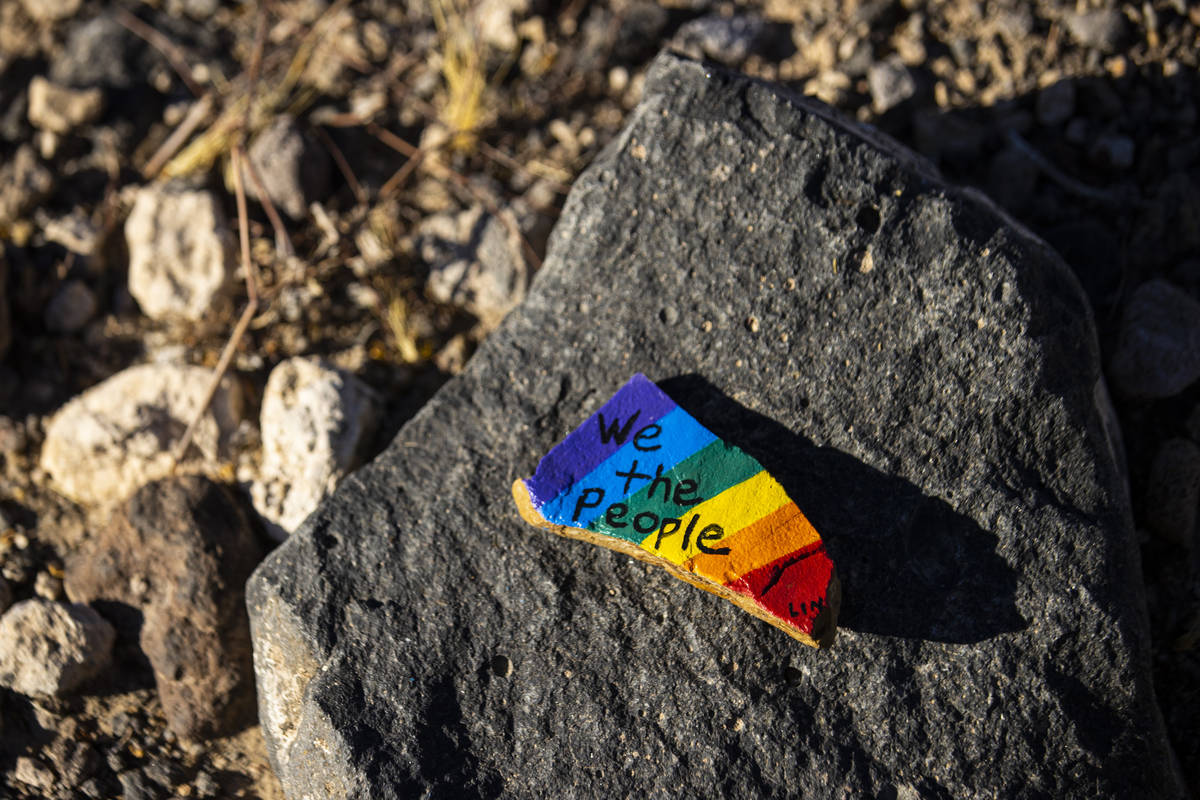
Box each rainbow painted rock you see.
[512,374,840,648]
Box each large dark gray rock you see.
[247,53,1183,798]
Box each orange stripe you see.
[683,501,820,585]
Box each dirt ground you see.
[1,0,1197,797]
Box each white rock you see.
[418,205,528,327]
[40,363,242,506]
[40,208,100,255]
[0,599,114,697]
[125,183,234,321]
[475,0,530,51]
[18,0,81,22]
[27,76,103,135]
[250,358,377,541]
[14,757,54,790]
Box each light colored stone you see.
[27,76,103,134]
[868,55,916,114]
[40,363,243,506]
[18,0,81,22]
[672,14,761,66]
[125,183,234,321]
[250,358,377,541]
[0,599,114,697]
[418,205,528,328]
[40,208,100,255]
[475,0,530,51]
[14,757,54,790]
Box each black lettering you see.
[681,515,700,550]
[645,464,672,502]
[604,503,629,528]
[760,550,819,597]
[633,512,659,535]
[653,518,681,549]
[572,488,604,522]
[597,410,641,445]
[696,524,730,555]
[633,423,662,451]
[614,460,652,494]
[673,479,702,506]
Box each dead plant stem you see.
[171,145,261,467]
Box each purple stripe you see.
[524,374,677,508]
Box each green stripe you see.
[588,439,765,542]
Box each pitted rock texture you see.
[0,599,114,697]
[250,357,378,541]
[125,182,234,321]
[39,363,242,507]
[247,53,1183,799]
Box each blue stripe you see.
[539,406,717,528]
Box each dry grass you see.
[430,0,489,154]
[380,293,423,364]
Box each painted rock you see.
[513,373,840,647]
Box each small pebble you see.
[118,769,156,800]
[14,756,55,790]
[1064,8,1126,52]
[193,770,219,798]
[859,250,875,274]
[673,14,764,66]
[868,56,916,114]
[1109,280,1200,399]
[144,756,182,788]
[609,67,629,94]
[0,599,115,696]
[44,280,98,334]
[26,76,104,135]
[34,571,63,601]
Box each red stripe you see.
[725,542,834,635]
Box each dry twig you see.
[171,145,261,467]
[239,153,295,259]
[313,125,368,206]
[114,8,206,98]
[142,94,214,178]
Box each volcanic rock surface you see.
[247,53,1183,799]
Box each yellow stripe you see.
[638,470,791,565]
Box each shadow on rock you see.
[659,374,1026,644]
